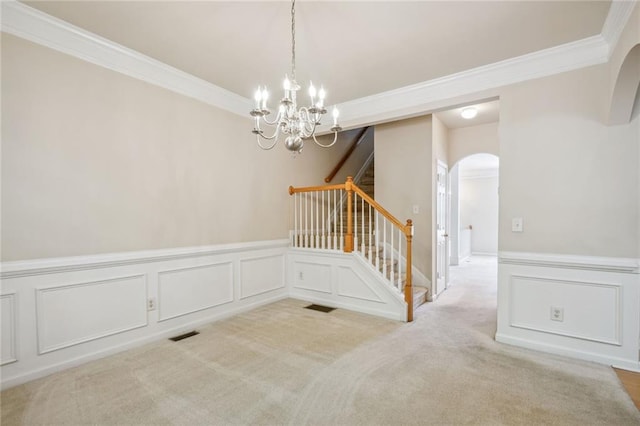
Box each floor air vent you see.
[169,331,199,342]
[304,304,336,313]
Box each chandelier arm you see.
[256,134,279,150]
[256,125,282,141]
[261,110,283,126]
[311,130,339,148]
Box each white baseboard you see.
[495,332,640,372]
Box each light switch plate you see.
[413,205,419,214]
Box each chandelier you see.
[250,0,341,153]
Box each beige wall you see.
[374,116,433,279]
[448,122,499,168]
[606,3,640,257]
[1,35,341,261]
[498,64,639,258]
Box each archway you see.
[608,44,640,125]
[449,153,499,267]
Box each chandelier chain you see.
[291,0,296,80]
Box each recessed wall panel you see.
[337,266,383,302]
[36,275,147,354]
[158,262,233,321]
[240,255,285,299]
[293,261,332,294]
[510,275,620,345]
[1,293,18,365]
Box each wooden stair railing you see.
[324,127,370,183]
[289,176,415,322]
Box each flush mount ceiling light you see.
[250,0,341,154]
[461,107,478,119]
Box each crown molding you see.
[0,0,630,129]
[601,0,638,56]
[333,35,610,130]
[0,1,251,117]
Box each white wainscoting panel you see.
[240,255,285,299]
[158,262,233,322]
[288,250,406,321]
[1,293,18,365]
[293,261,332,294]
[36,275,148,354]
[0,239,289,390]
[497,252,640,371]
[337,266,383,303]
[509,275,620,345]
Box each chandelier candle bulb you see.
[309,82,316,100]
[333,107,339,126]
[254,88,261,109]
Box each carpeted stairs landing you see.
[2,257,639,425]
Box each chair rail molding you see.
[499,251,640,273]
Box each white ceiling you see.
[24,0,612,109]
[434,99,500,129]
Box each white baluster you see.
[322,191,327,249]
[354,193,358,253]
[305,192,308,248]
[398,229,402,290]
[293,193,297,248]
[383,218,387,279]
[315,192,320,248]
[333,190,337,250]
[368,203,372,264]
[375,211,380,272]
[390,222,394,285]
[340,189,344,251]
[361,197,365,253]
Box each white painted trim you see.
[601,0,638,56]
[0,293,18,366]
[157,262,234,322]
[495,332,640,373]
[508,275,622,346]
[0,1,250,116]
[0,239,290,279]
[1,293,288,390]
[35,274,148,354]
[2,0,627,130]
[498,251,640,273]
[332,35,609,130]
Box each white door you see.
[435,161,448,297]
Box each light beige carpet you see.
[2,256,639,425]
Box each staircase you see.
[335,160,429,311]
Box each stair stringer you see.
[287,248,407,321]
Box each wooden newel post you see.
[404,219,414,322]
[345,176,354,253]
